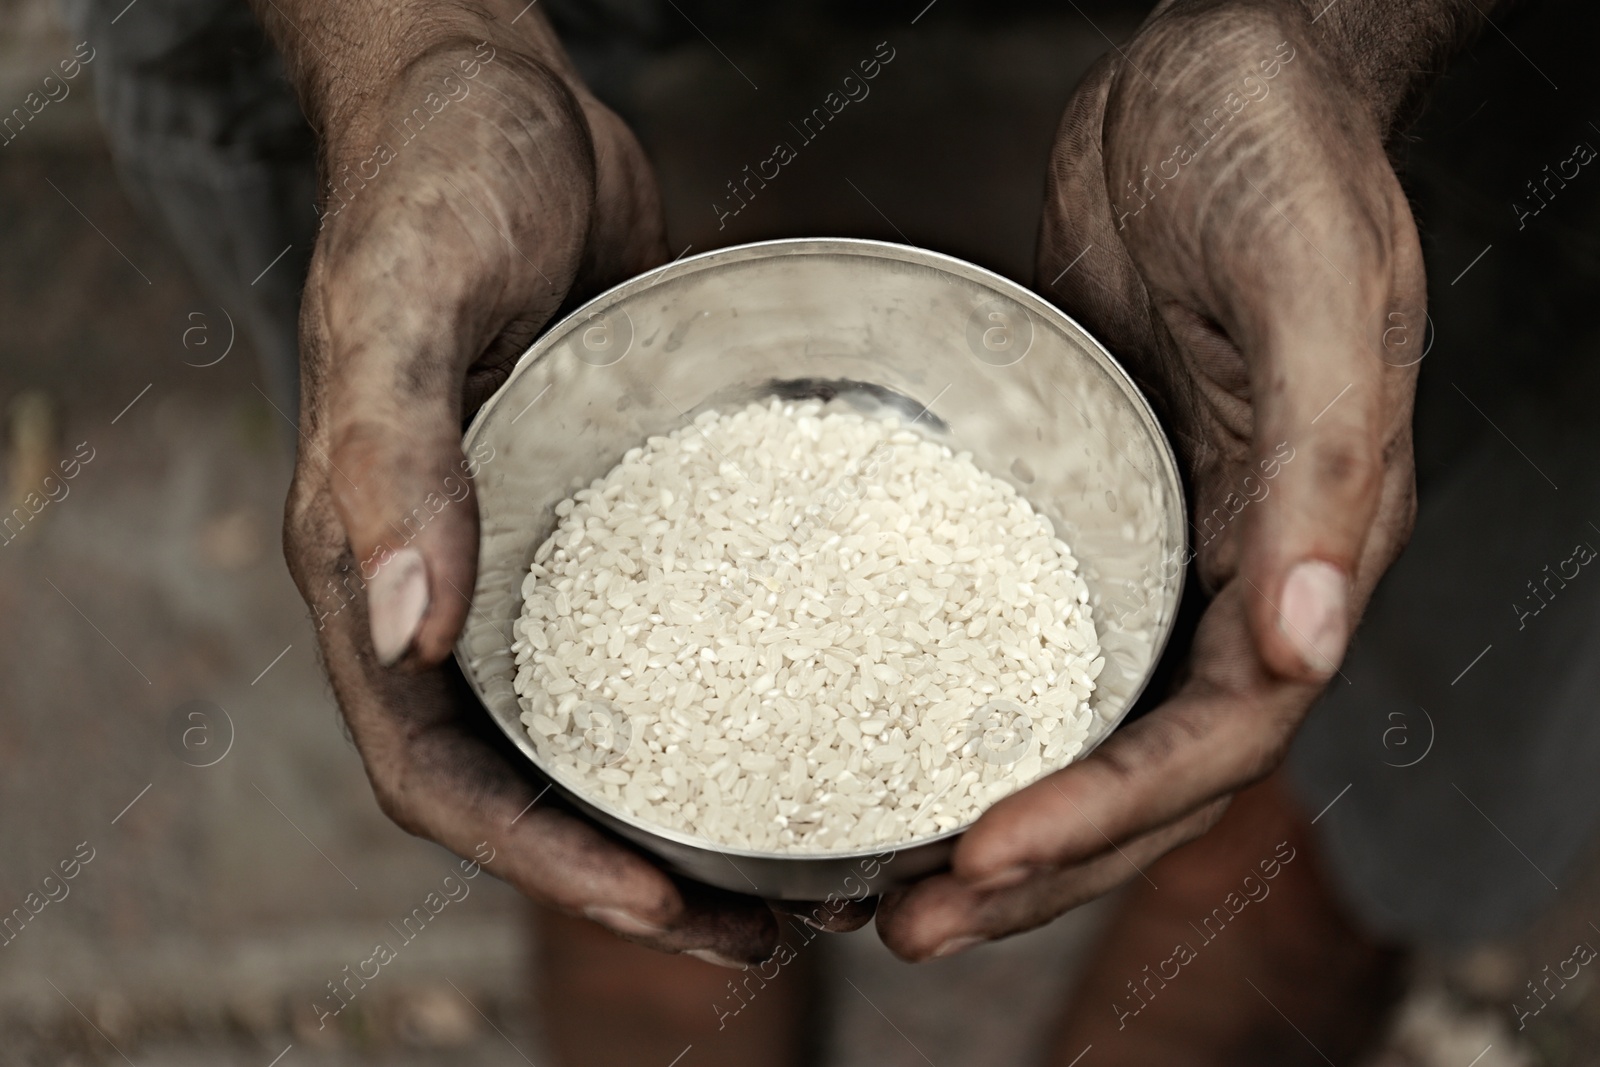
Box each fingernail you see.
[684,948,748,970]
[965,865,1032,893]
[583,905,665,938]
[369,547,429,666]
[1278,560,1349,676]
[930,936,984,960]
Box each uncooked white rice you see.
[512,399,1103,854]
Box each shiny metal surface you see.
[455,238,1186,900]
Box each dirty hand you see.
[260,0,831,964]
[877,0,1438,959]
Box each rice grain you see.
[513,399,1102,854]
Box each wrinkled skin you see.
[284,3,1423,967]
[285,40,876,963]
[876,3,1423,960]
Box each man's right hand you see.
[269,8,783,963]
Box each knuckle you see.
[1254,714,1298,778]
[282,474,350,607]
[1392,474,1419,549]
[283,470,325,551]
[1311,433,1382,503]
[369,764,425,838]
[1195,796,1231,834]
[1086,738,1143,793]
[1171,797,1233,849]
[327,420,386,487]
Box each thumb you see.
[1243,310,1380,682]
[329,400,481,669]
[311,134,591,668]
[319,255,524,670]
[1230,228,1419,682]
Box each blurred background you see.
[2,0,1599,1063]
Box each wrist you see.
[312,46,600,285]
[251,0,581,141]
[317,42,586,169]
[1283,0,1495,133]
[1143,0,1498,135]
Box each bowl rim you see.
[456,236,1188,863]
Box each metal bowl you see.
[455,238,1185,901]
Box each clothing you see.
[63,0,315,414]
[57,0,708,412]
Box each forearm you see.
[248,0,579,138]
[1287,0,1504,131]
[1144,0,1507,133]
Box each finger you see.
[1231,291,1384,682]
[1160,158,1416,684]
[877,804,1223,962]
[1101,30,1419,681]
[1235,183,1425,682]
[664,877,784,965]
[313,76,596,669]
[316,215,487,672]
[317,223,562,670]
[1169,211,1385,683]
[945,581,1309,886]
[287,480,777,966]
[352,664,779,963]
[876,441,1412,898]
[770,896,878,933]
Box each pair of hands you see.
[282,0,1422,965]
